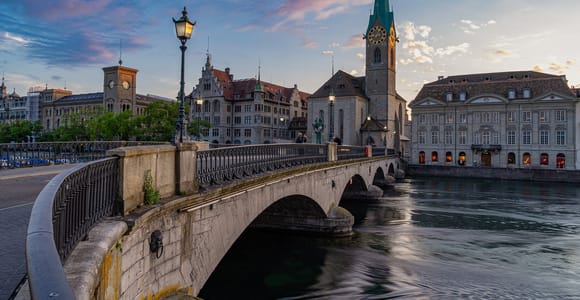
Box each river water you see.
[199,177,580,299]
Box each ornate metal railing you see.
[197,143,328,186]
[26,157,119,299]
[0,141,167,170]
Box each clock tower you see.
[103,64,138,113]
[365,0,396,126]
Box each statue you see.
[312,117,325,144]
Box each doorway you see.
[481,152,492,167]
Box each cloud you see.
[269,0,369,32]
[342,34,365,49]
[349,69,359,76]
[322,50,334,55]
[533,65,543,72]
[302,39,318,49]
[399,22,469,65]
[458,19,496,34]
[4,32,29,45]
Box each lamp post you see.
[196,95,203,141]
[328,88,335,141]
[366,115,371,145]
[172,7,196,144]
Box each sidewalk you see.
[0,164,76,180]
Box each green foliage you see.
[0,100,197,143]
[143,169,160,205]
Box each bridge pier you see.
[251,205,354,237]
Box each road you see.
[0,165,74,300]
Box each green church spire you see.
[367,0,393,33]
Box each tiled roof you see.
[411,71,574,104]
[309,70,366,99]
[55,92,103,103]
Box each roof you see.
[367,0,394,32]
[410,71,574,105]
[55,92,103,104]
[309,70,366,100]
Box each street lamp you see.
[195,95,203,141]
[172,6,196,144]
[366,115,371,145]
[328,88,335,141]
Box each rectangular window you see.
[522,111,531,122]
[418,114,426,124]
[540,130,549,145]
[244,105,252,113]
[523,88,531,98]
[234,129,241,137]
[458,112,467,123]
[213,116,220,125]
[556,130,566,145]
[226,105,231,113]
[264,129,270,137]
[418,131,426,144]
[539,111,549,122]
[507,131,516,145]
[244,129,252,137]
[244,116,252,124]
[445,131,453,145]
[446,92,453,101]
[555,110,566,122]
[226,128,231,137]
[234,105,242,113]
[446,113,454,124]
[482,112,492,123]
[482,131,491,145]
[458,131,467,145]
[492,112,499,123]
[459,92,466,101]
[431,131,439,144]
[522,130,531,145]
[507,111,516,122]
[226,116,231,124]
[473,133,481,144]
[212,128,219,136]
[234,117,241,124]
[431,114,438,124]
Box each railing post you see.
[327,142,337,162]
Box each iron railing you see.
[0,141,167,169]
[197,143,328,186]
[337,145,367,160]
[26,157,119,299]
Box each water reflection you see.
[200,177,580,299]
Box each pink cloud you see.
[21,0,113,21]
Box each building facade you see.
[408,71,580,170]
[189,54,310,144]
[307,0,408,151]
[0,77,29,125]
[40,64,171,131]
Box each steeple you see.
[367,0,393,32]
[254,63,264,93]
[1,75,6,98]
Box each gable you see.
[468,97,505,104]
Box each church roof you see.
[367,0,394,32]
[309,70,366,100]
[411,71,574,105]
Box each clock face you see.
[122,81,130,90]
[368,25,387,45]
[389,27,396,46]
[108,80,115,89]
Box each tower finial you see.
[118,39,123,66]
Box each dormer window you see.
[523,88,531,98]
[446,92,453,101]
[459,92,467,101]
[508,89,516,99]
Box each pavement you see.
[0,164,75,300]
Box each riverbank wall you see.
[407,165,580,183]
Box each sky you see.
[1,0,579,103]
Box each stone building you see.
[408,71,580,170]
[189,53,310,144]
[40,64,172,131]
[308,0,408,151]
[0,76,28,125]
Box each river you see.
[199,177,580,299]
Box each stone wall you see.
[407,165,580,183]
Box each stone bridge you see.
[25,143,404,299]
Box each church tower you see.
[365,0,396,125]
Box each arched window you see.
[445,151,453,162]
[556,154,565,169]
[431,151,439,162]
[540,153,549,166]
[204,101,210,113]
[523,153,531,166]
[419,151,426,164]
[507,152,516,165]
[458,152,466,165]
[374,48,381,63]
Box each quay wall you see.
[407,165,580,183]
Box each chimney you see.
[438,76,444,81]
[225,67,230,74]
